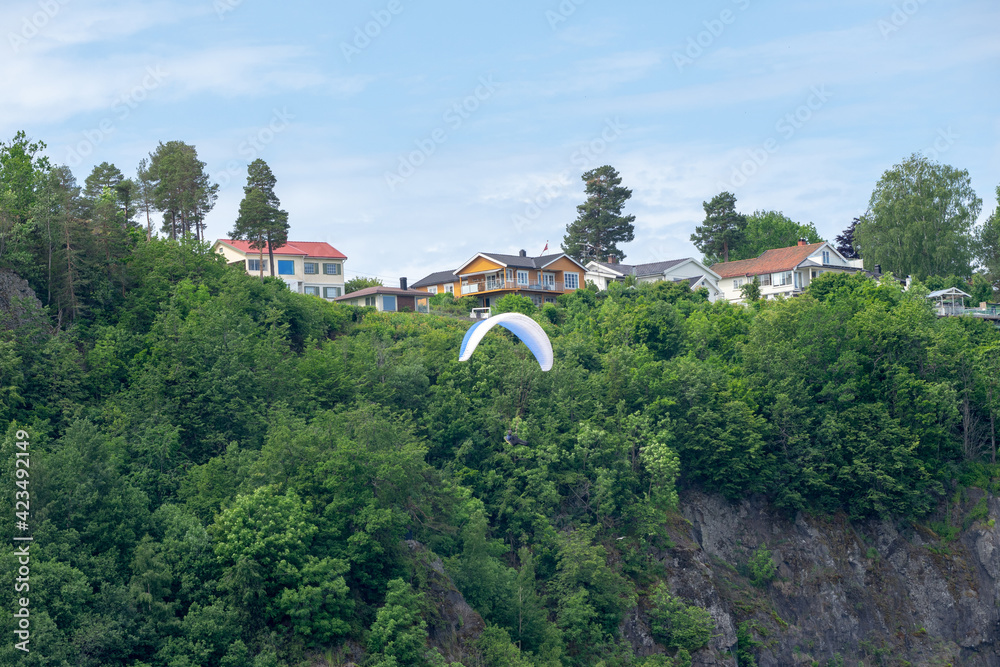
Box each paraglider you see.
[458,312,553,371]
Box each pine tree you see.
[690,191,746,264]
[562,165,635,262]
[231,160,289,277]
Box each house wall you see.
[543,257,584,290]
[459,257,504,275]
[213,242,346,299]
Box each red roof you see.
[711,242,826,278]
[217,239,347,259]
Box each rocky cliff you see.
[641,488,1000,666]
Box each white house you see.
[584,257,724,302]
[711,240,864,303]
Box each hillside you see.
[1,238,998,666]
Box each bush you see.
[747,544,777,588]
[647,583,714,652]
[492,293,536,315]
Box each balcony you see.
[460,279,566,294]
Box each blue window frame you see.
[278,260,294,275]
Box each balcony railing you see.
[461,279,566,294]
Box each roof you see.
[216,239,347,259]
[456,252,588,274]
[412,270,458,288]
[590,258,697,277]
[334,286,431,300]
[711,243,827,278]
[927,287,971,299]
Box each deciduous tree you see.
[729,210,823,261]
[856,154,981,280]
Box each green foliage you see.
[2,175,999,665]
[747,545,777,588]
[856,154,982,279]
[367,578,429,666]
[647,583,714,652]
[493,293,537,315]
[563,165,636,262]
[690,191,747,264]
[735,621,760,667]
[346,276,384,293]
[740,277,761,302]
[729,210,824,262]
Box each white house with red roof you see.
[212,239,347,300]
[711,240,865,303]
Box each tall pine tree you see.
[690,191,746,264]
[230,159,289,277]
[562,165,635,263]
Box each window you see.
[759,274,771,286]
[304,286,320,296]
[542,273,555,289]
[445,284,454,294]
[324,263,341,275]
[428,286,438,294]
[304,262,318,275]
[734,278,743,288]
[247,259,268,272]
[822,251,830,265]
[516,270,528,285]
[506,268,514,282]
[778,271,792,286]
[564,272,579,289]
[323,286,341,298]
[278,260,294,275]
[364,296,376,307]
[382,295,397,312]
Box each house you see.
[213,239,347,300]
[334,278,431,313]
[711,240,864,303]
[411,270,459,296]
[450,250,588,312]
[585,257,723,302]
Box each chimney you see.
[519,249,527,257]
[874,264,881,274]
[797,238,808,246]
[399,277,407,290]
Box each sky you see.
[3,0,999,285]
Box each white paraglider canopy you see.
[458,312,553,371]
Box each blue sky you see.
[3,0,999,285]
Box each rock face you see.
[0,269,48,333]
[651,489,1000,666]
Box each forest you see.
[2,132,1000,666]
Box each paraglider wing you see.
[458,312,553,371]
